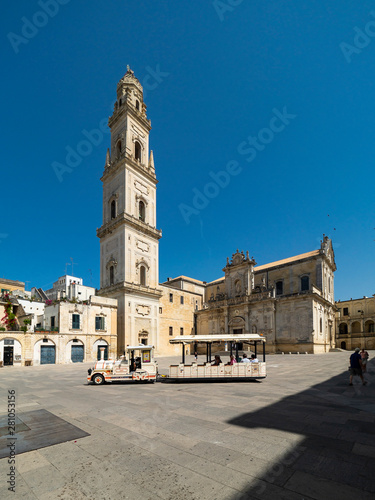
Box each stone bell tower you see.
[97,66,162,354]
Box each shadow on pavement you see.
[227,358,375,500]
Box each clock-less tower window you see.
[135,141,142,162]
[111,200,116,219]
[139,201,146,222]
[140,266,146,286]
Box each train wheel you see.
[93,374,105,385]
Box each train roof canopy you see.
[125,345,154,350]
[169,334,266,344]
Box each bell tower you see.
[97,66,162,354]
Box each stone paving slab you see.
[0,409,90,459]
[0,351,375,499]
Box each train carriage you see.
[167,334,266,382]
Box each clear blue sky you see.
[1,0,374,301]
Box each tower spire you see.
[149,150,155,172]
[105,148,111,169]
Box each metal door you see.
[40,345,56,364]
[71,345,84,362]
[3,346,13,366]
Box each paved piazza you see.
[0,352,374,500]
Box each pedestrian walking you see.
[349,347,367,386]
[360,348,369,373]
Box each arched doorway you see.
[339,323,348,335]
[340,341,346,350]
[34,339,56,365]
[365,320,374,333]
[94,339,109,360]
[67,339,84,363]
[1,338,22,366]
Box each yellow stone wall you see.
[205,280,225,300]
[158,285,203,356]
[335,296,375,350]
[0,279,25,293]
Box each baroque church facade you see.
[98,68,336,356]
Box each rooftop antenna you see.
[65,262,71,275]
[70,257,78,277]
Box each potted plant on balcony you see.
[21,318,31,333]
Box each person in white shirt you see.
[250,354,259,363]
[241,354,251,363]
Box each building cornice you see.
[99,282,163,299]
[159,283,204,297]
[108,102,151,131]
[203,289,335,312]
[0,278,25,288]
[97,212,162,240]
[101,152,157,184]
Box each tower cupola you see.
[116,66,144,113]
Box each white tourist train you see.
[87,345,157,385]
[87,334,266,385]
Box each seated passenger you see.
[226,355,237,365]
[241,354,251,363]
[211,355,222,366]
[250,354,259,363]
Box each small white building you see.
[17,299,45,332]
[44,275,96,301]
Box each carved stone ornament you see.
[134,181,149,195]
[225,250,257,268]
[106,255,118,270]
[131,125,146,139]
[229,316,245,326]
[232,251,245,266]
[136,305,150,316]
[135,258,150,271]
[69,306,83,314]
[136,239,150,253]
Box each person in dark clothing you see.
[349,347,367,386]
[211,355,222,366]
